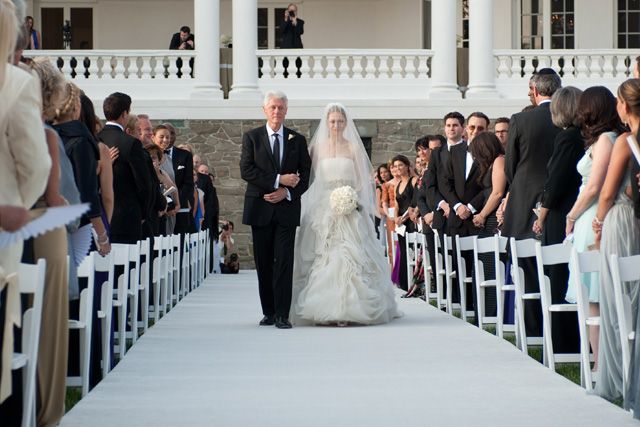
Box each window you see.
[618,0,640,48]
[521,0,543,49]
[461,0,469,48]
[258,8,268,49]
[550,0,574,49]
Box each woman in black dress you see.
[393,155,417,293]
[469,132,507,316]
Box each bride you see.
[291,103,400,326]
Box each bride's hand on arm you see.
[280,173,300,187]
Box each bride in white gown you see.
[291,103,400,325]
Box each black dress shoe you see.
[274,317,292,329]
[259,315,275,326]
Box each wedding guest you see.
[374,163,391,239]
[393,154,417,293]
[98,92,152,244]
[161,123,194,236]
[153,124,179,234]
[592,79,640,405]
[80,93,115,224]
[24,15,40,49]
[493,117,509,148]
[146,145,178,235]
[381,161,399,267]
[28,57,82,427]
[0,0,49,417]
[532,86,584,356]
[0,0,50,285]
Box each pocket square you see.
[177,165,185,170]
[288,134,295,141]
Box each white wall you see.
[493,0,514,49]
[575,0,614,49]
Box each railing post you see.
[467,0,499,98]
[193,0,223,98]
[230,0,261,99]
[429,0,461,99]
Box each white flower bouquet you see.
[329,185,358,216]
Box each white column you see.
[229,0,261,99]
[429,0,461,99]
[192,0,223,99]
[466,0,499,98]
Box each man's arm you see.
[129,139,153,217]
[239,132,279,193]
[169,33,180,49]
[287,136,312,201]
[504,113,519,184]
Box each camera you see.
[288,10,295,17]
[221,222,229,231]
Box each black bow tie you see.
[164,149,171,155]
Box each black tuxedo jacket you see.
[97,125,153,243]
[439,142,485,234]
[197,173,219,232]
[280,18,304,48]
[170,146,194,209]
[169,32,194,50]
[425,146,449,231]
[503,102,561,238]
[240,125,312,227]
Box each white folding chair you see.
[473,235,508,331]
[443,234,459,315]
[151,236,167,321]
[405,232,419,292]
[110,244,131,361]
[609,253,640,399]
[67,253,95,397]
[454,235,476,322]
[509,238,543,354]
[170,234,182,300]
[432,229,447,310]
[420,232,434,302]
[534,241,580,371]
[189,233,199,290]
[138,238,151,332]
[11,260,45,427]
[126,241,141,343]
[569,248,600,390]
[94,252,115,377]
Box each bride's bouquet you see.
[329,185,358,216]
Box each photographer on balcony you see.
[169,25,194,77]
[280,3,304,77]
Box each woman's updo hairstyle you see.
[55,81,80,121]
[326,103,347,121]
[618,78,640,119]
[28,58,66,121]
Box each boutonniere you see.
[288,133,295,141]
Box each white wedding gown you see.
[291,157,400,325]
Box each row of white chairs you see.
[3,229,212,427]
[401,230,639,399]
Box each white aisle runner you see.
[61,271,636,426]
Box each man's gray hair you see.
[263,90,288,107]
[550,86,582,128]
[531,72,562,97]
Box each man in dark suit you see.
[162,124,194,236]
[631,156,640,219]
[98,92,153,244]
[240,90,312,329]
[416,135,444,295]
[503,69,562,338]
[169,26,194,50]
[440,112,488,322]
[196,163,219,273]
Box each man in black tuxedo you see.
[440,112,488,322]
[503,69,561,338]
[162,124,195,236]
[98,92,153,244]
[169,26,194,50]
[196,163,219,273]
[240,90,312,329]
[416,135,444,294]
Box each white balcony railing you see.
[22,50,196,80]
[256,49,434,99]
[494,49,640,97]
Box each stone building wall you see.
[163,118,444,268]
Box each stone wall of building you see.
[163,118,444,268]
